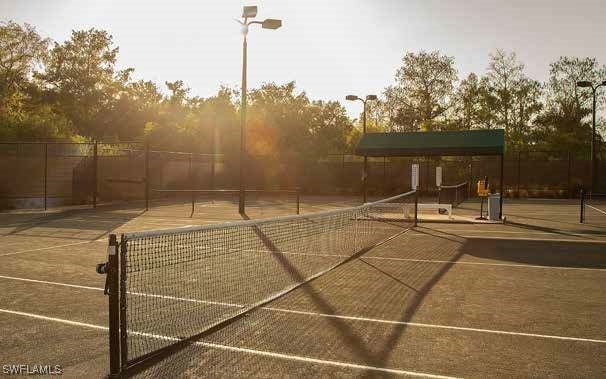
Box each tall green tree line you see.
[1,21,605,158]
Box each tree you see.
[309,100,352,155]
[482,49,543,147]
[509,77,542,147]
[383,51,457,131]
[247,81,313,157]
[452,73,485,130]
[484,50,524,131]
[535,56,606,153]
[545,56,605,109]
[0,21,49,98]
[0,21,75,140]
[39,28,131,139]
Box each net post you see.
[414,190,418,227]
[580,188,585,223]
[144,141,150,211]
[119,235,128,370]
[107,234,121,376]
[93,141,98,209]
[44,143,48,211]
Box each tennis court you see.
[0,195,605,377]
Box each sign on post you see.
[477,178,490,197]
[436,166,442,188]
[411,164,419,190]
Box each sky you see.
[2,0,606,118]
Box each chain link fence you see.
[0,141,604,210]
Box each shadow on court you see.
[132,215,466,377]
[462,237,606,269]
[2,196,605,377]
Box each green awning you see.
[355,129,504,157]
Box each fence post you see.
[499,153,504,220]
[93,141,98,208]
[341,154,345,194]
[44,143,48,211]
[383,157,386,195]
[567,151,572,199]
[189,153,194,217]
[516,151,521,198]
[210,154,215,191]
[414,190,418,227]
[144,141,150,211]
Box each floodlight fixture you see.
[242,6,257,18]
[577,81,592,88]
[366,95,377,101]
[345,95,359,101]
[262,19,282,29]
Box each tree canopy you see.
[0,21,604,159]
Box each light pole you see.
[576,80,606,192]
[236,6,282,214]
[346,94,377,203]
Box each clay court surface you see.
[1,197,605,378]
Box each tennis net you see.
[150,189,301,217]
[438,182,468,207]
[580,191,606,227]
[98,190,418,376]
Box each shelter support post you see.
[469,156,473,198]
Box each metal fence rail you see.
[1,141,604,211]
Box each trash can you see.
[488,193,501,221]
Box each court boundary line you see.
[0,241,93,257]
[456,235,606,243]
[2,274,605,345]
[585,204,606,216]
[407,232,606,244]
[362,257,606,272]
[0,307,456,379]
[264,307,606,344]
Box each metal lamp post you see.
[236,6,282,214]
[346,94,377,203]
[576,80,606,192]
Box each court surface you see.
[0,197,604,378]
